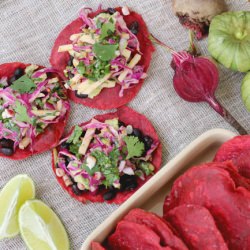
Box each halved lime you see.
[0,174,35,239]
[19,200,69,250]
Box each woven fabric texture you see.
[0,0,249,249]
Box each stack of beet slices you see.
[93,135,250,250]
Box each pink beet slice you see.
[108,221,173,250]
[166,204,228,250]
[91,242,107,250]
[214,135,250,178]
[123,208,188,249]
[163,162,250,250]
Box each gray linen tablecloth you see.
[0,0,249,249]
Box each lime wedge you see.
[19,200,69,250]
[0,174,35,239]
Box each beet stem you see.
[150,34,183,59]
[206,97,248,135]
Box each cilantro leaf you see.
[13,101,31,123]
[69,143,82,159]
[91,149,120,187]
[99,20,115,40]
[124,136,145,159]
[4,119,20,133]
[82,163,99,176]
[77,62,86,75]
[139,161,154,176]
[93,43,118,61]
[10,75,36,94]
[67,125,83,144]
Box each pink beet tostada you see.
[52,106,162,204]
[0,62,70,160]
[50,6,154,110]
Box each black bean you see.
[61,141,70,149]
[118,120,126,127]
[103,190,116,200]
[69,175,76,184]
[95,129,101,135]
[124,181,138,190]
[72,184,83,196]
[129,21,139,35]
[14,68,24,78]
[65,158,70,167]
[67,56,74,66]
[47,72,54,78]
[107,8,116,15]
[0,139,14,148]
[120,175,138,191]
[1,147,14,156]
[8,76,17,84]
[68,72,74,79]
[132,128,143,140]
[75,91,88,99]
[143,135,153,151]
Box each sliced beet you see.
[163,162,250,250]
[0,62,70,160]
[50,7,155,110]
[108,221,171,250]
[214,135,250,178]
[52,106,162,204]
[166,205,228,250]
[123,208,188,249]
[91,242,107,250]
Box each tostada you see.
[50,6,154,110]
[0,62,70,160]
[52,106,161,204]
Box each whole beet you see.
[172,0,227,39]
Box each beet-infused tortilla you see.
[52,106,162,204]
[50,6,154,110]
[214,135,250,179]
[0,62,70,160]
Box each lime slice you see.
[19,200,69,250]
[0,174,35,239]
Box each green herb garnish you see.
[93,43,118,61]
[4,119,20,133]
[139,161,154,176]
[69,143,82,159]
[13,101,31,123]
[77,60,110,81]
[67,125,83,144]
[99,19,116,40]
[77,62,86,75]
[10,75,36,94]
[91,148,120,187]
[82,163,99,176]
[124,136,145,159]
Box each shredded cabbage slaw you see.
[56,118,159,194]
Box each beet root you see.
[172,0,227,39]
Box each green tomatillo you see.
[208,11,250,72]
